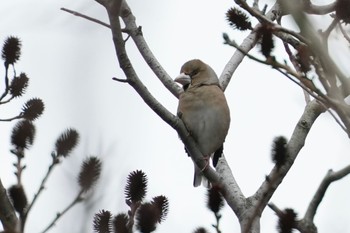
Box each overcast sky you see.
[1,0,350,233]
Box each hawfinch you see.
[175,59,230,187]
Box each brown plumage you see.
[175,59,230,187]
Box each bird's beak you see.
[174,73,191,85]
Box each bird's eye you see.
[188,69,199,77]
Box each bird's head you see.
[174,59,219,89]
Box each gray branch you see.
[0,178,18,232]
[304,164,350,222]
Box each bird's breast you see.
[177,85,230,155]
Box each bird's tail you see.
[193,165,210,188]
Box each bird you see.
[175,59,230,187]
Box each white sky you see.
[1,0,350,233]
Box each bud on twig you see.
[10,73,29,98]
[271,136,288,169]
[151,195,169,223]
[11,120,35,150]
[113,213,129,233]
[207,185,225,214]
[55,128,79,157]
[78,156,102,192]
[277,208,297,233]
[93,209,112,233]
[125,170,147,203]
[21,98,44,121]
[226,7,252,31]
[8,185,27,216]
[2,36,21,68]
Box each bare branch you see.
[268,203,317,233]
[286,2,348,90]
[0,115,21,122]
[96,0,225,191]
[304,165,350,222]
[242,100,326,233]
[61,8,111,28]
[40,190,84,233]
[215,155,246,215]
[268,164,350,233]
[321,18,339,43]
[62,3,181,98]
[112,77,129,83]
[119,1,181,98]
[304,1,336,15]
[0,178,18,232]
[338,23,350,44]
[267,203,284,217]
[22,155,60,231]
[235,0,308,42]
[220,2,284,90]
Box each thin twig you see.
[22,156,60,231]
[281,31,311,103]
[0,96,15,105]
[235,0,308,43]
[0,67,10,102]
[321,18,338,42]
[338,23,350,44]
[40,190,84,233]
[119,1,181,97]
[277,69,349,135]
[223,35,302,78]
[225,31,350,136]
[112,77,129,83]
[213,212,222,233]
[0,115,21,122]
[267,203,283,217]
[61,7,110,28]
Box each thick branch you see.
[96,0,221,188]
[242,100,325,232]
[216,155,246,214]
[0,178,18,232]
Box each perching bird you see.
[175,59,230,187]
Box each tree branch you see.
[95,0,224,187]
[61,7,111,28]
[268,164,350,233]
[241,100,326,233]
[268,203,317,233]
[220,2,282,90]
[304,1,336,15]
[119,1,182,98]
[40,190,84,233]
[304,164,350,222]
[61,3,181,98]
[216,155,246,215]
[0,178,18,232]
[22,156,61,231]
